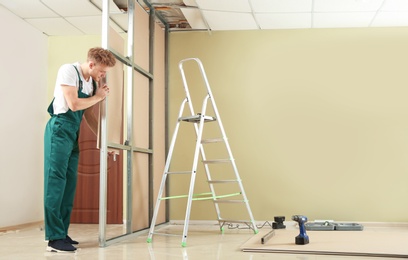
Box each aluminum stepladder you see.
[147,58,258,247]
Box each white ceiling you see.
[0,0,128,35]
[0,0,408,35]
[184,0,408,30]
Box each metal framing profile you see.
[98,0,167,247]
[99,0,110,248]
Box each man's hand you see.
[95,84,110,101]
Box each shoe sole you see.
[46,246,77,253]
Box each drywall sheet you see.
[106,26,124,146]
[152,23,166,224]
[134,2,149,71]
[132,71,149,148]
[240,227,408,258]
[131,152,149,231]
[130,2,150,232]
[97,26,124,149]
[131,71,149,232]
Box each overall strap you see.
[72,65,83,91]
[92,80,97,96]
[73,65,97,96]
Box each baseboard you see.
[0,221,44,233]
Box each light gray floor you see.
[0,223,398,260]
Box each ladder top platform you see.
[178,114,216,123]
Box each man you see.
[44,47,116,252]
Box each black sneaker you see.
[46,239,77,252]
[65,235,79,245]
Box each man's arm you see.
[61,83,109,112]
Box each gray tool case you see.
[305,222,364,231]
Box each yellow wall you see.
[47,35,102,102]
[168,27,408,222]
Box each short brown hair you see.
[87,47,116,67]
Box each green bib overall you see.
[43,66,95,241]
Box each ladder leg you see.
[181,172,196,247]
[181,114,206,247]
[146,173,168,243]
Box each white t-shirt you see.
[52,62,95,114]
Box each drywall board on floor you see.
[241,224,408,258]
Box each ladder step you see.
[165,171,192,175]
[194,192,241,201]
[208,179,240,184]
[159,192,240,201]
[214,200,247,204]
[202,159,232,164]
[201,138,224,144]
[178,114,216,123]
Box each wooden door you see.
[71,106,123,224]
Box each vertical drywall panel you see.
[132,71,150,149]
[106,27,124,147]
[131,3,150,231]
[131,70,149,230]
[134,3,149,71]
[132,152,149,230]
[153,24,166,224]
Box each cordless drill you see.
[292,215,309,245]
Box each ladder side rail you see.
[194,59,259,233]
[147,98,189,242]
[164,98,189,173]
[147,169,169,241]
[194,59,227,141]
[178,60,196,117]
[181,105,209,247]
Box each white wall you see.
[0,6,48,228]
